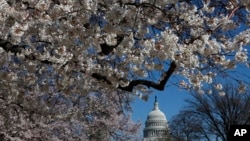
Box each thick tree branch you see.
[118,61,176,92]
[91,73,112,85]
[92,61,177,92]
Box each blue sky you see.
[131,85,192,134]
[131,62,250,137]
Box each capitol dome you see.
[143,96,169,141]
[147,103,167,121]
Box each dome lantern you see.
[153,96,159,110]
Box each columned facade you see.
[143,96,170,141]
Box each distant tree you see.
[170,83,250,141]
[0,0,250,140]
[169,111,211,141]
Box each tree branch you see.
[0,38,53,65]
[118,61,176,92]
[1,38,177,92]
[92,61,176,92]
[0,39,25,54]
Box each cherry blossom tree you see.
[0,88,140,140]
[0,0,249,140]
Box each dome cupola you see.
[147,97,167,121]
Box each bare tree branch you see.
[92,61,176,92]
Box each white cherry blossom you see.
[0,0,249,140]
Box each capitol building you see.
[143,96,172,141]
